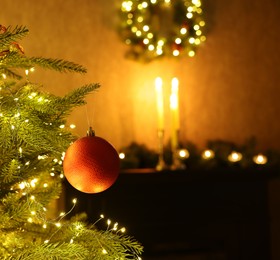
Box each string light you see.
[119,0,206,61]
[202,149,215,159]
[253,154,268,165]
[119,152,125,159]
[228,151,242,162]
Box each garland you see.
[119,0,206,62]
[119,139,280,172]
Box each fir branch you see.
[0,26,29,51]
[9,242,88,260]
[28,57,87,74]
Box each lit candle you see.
[171,77,179,130]
[170,77,179,152]
[155,77,164,130]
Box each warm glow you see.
[119,152,125,159]
[155,77,164,130]
[253,154,268,165]
[178,149,189,158]
[173,50,180,56]
[202,149,215,159]
[228,151,242,162]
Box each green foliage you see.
[0,26,143,259]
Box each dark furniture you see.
[64,168,272,260]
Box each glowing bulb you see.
[143,25,149,31]
[43,224,47,229]
[119,152,125,159]
[30,195,35,200]
[202,149,215,159]
[59,124,65,129]
[102,248,108,254]
[180,28,187,34]
[178,149,190,158]
[175,38,182,44]
[228,151,242,162]
[70,124,76,129]
[72,198,77,204]
[188,50,195,57]
[19,182,26,189]
[55,222,61,228]
[143,38,149,44]
[121,227,126,233]
[173,50,180,56]
[2,74,6,79]
[253,154,268,165]
[186,12,193,19]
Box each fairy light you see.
[43,224,47,229]
[173,50,180,56]
[178,149,189,159]
[55,222,61,228]
[228,151,242,162]
[113,222,119,231]
[119,152,125,159]
[70,124,76,129]
[120,0,206,61]
[30,178,38,187]
[72,198,77,204]
[253,154,268,165]
[102,248,108,254]
[19,182,26,190]
[59,212,65,217]
[59,124,65,129]
[202,149,215,159]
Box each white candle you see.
[170,77,180,151]
[155,77,164,130]
[171,77,179,130]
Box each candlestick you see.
[156,129,167,171]
[155,77,164,130]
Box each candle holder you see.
[170,130,186,170]
[156,129,167,171]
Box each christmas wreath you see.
[119,0,206,62]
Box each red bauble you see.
[63,134,120,194]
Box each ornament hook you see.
[87,127,95,137]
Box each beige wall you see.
[2,0,280,152]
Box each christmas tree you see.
[0,25,143,259]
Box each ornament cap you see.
[87,127,95,137]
